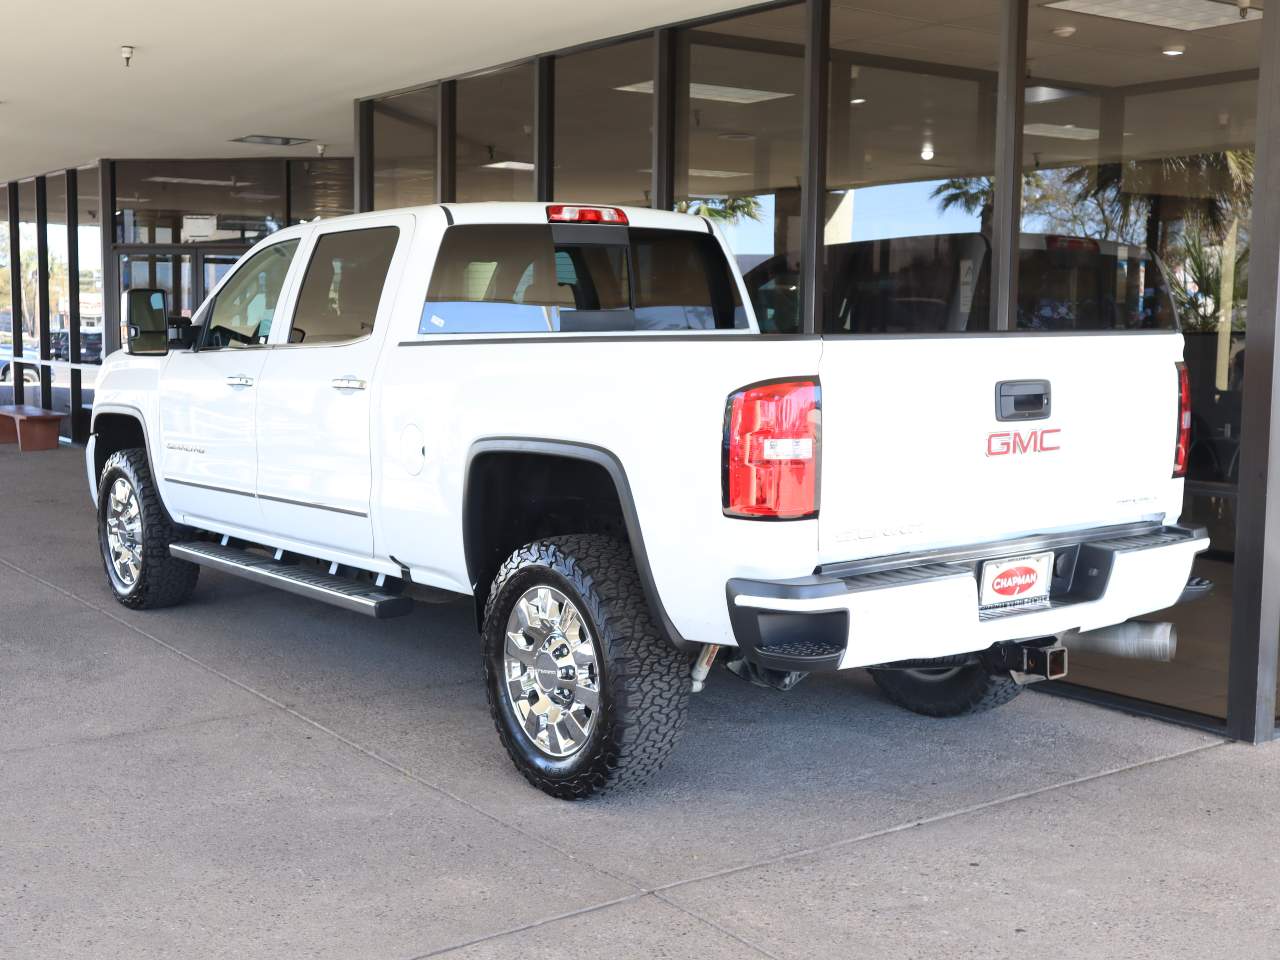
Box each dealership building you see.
[2,0,1277,740]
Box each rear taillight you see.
[1174,361,1191,478]
[723,378,820,520]
[546,204,628,225]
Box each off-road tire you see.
[868,661,1021,717]
[97,447,199,609]
[482,535,690,799]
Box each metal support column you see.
[353,100,374,213]
[535,56,555,202]
[6,182,21,406]
[990,0,1027,331]
[651,28,676,211]
[798,0,830,336]
[35,176,52,410]
[437,81,457,204]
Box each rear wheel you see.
[868,660,1021,717]
[482,534,690,799]
[97,448,199,609]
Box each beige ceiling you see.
[0,0,753,183]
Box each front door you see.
[255,219,407,557]
[157,239,301,530]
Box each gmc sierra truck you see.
[88,202,1209,799]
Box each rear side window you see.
[420,224,745,334]
[289,227,400,345]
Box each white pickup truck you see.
[88,202,1209,798]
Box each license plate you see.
[980,551,1054,608]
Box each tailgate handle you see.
[996,380,1051,421]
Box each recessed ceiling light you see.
[1051,24,1077,38]
[482,160,534,171]
[920,143,935,161]
[639,167,749,179]
[615,80,793,104]
[1025,85,1083,104]
[1163,44,1187,56]
[718,132,756,141]
[230,134,313,146]
[1024,122,1101,140]
[1044,0,1258,31]
[851,97,867,105]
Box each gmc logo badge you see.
[987,429,1061,457]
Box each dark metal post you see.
[652,28,676,210]
[798,0,830,337]
[100,161,120,358]
[282,158,293,226]
[1226,4,1280,743]
[990,0,1027,331]
[6,182,20,405]
[35,176,52,410]
[535,56,555,201]
[353,100,374,213]
[437,81,457,204]
[67,168,85,442]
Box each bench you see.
[0,404,65,452]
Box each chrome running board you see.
[169,540,413,619]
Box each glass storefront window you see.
[373,88,437,209]
[456,64,535,203]
[676,4,806,333]
[824,2,1000,335]
[1019,0,1262,720]
[0,186,10,387]
[115,160,285,244]
[554,37,653,207]
[46,173,72,427]
[290,158,354,223]
[17,179,39,379]
[78,166,105,390]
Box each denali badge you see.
[987,428,1060,457]
[991,566,1039,597]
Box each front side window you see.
[420,224,744,334]
[288,227,400,345]
[200,241,299,350]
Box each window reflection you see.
[457,65,535,202]
[115,160,285,244]
[676,5,807,334]
[373,89,437,209]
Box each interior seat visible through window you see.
[289,227,400,345]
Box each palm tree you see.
[675,195,763,224]
[930,176,998,237]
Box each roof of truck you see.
[300,201,717,234]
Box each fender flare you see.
[464,437,695,653]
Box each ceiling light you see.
[1024,122,1101,140]
[482,160,534,171]
[920,143,935,161]
[145,176,244,187]
[230,134,313,146]
[1163,44,1187,56]
[1025,85,1084,104]
[1051,24,1078,38]
[639,167,749,179]
[1045,0,1259,31]
[851,97,867,105]
[615,80,793,104]
[718,132,756,141]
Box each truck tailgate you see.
[816,332,1186,565]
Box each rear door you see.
[815,236,1185,565]
[254,216,409,557]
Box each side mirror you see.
[123,288,170,356]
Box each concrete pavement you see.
[2,444,1276,959]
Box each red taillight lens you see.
[1174,361,1191,478]
[723,379,820,519]
[546,204,628,225]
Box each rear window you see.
[421,224,746,334]
[820,232,1177,335]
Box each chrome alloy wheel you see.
[105,477,143,588]
[502,585,601,759]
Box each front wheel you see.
[868,660,1021,717]
[97,448,199,609]
[482,535,690,800]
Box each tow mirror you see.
[123,288,170,356]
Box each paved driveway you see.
[2,445,1277,959]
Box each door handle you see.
[996,379,1051,421]
[225,374,255,387]
[331,377,367,391]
